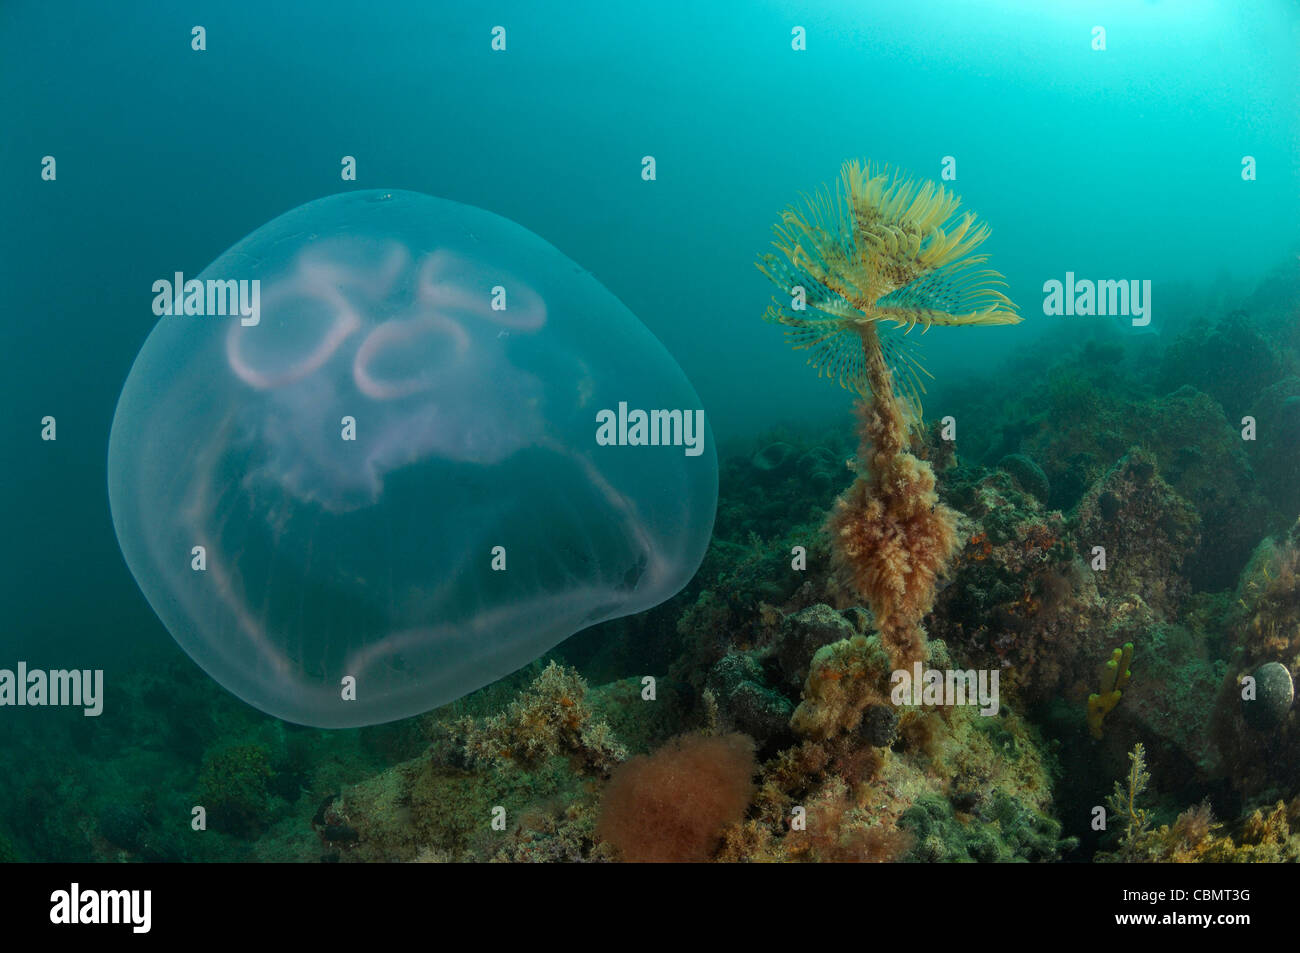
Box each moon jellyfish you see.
[108,190,717,727]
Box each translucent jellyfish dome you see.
[108,190,717,727]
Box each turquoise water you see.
[2,0,1298,863]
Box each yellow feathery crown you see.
[757,160,1021,407]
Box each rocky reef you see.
[3,260,1299,865]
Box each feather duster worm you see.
[758,160,1021,667]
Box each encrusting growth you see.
[758,160,1021,667]
[828,398,958,666]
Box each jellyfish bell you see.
[109,190,717,727]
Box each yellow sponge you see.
[1087,642,1134,739]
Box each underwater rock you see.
[790,634,894,740]
[751,441,796,475]
[1158,310,1295,421]
[1075,448,1199,618]
[928,471,1093,701]
[672,528,829,691]
[705,653,794,747]
[860,704,899,748]
[1209,523,1300,798]
[1232,522,1300,664]
[797,446,842,493]
[455,661,625,775]
[1246,378,1300,517]
[1021,378,1267,586]
[713,428,851,542]
[1131,387,1271,590]
[197,743,275,837]
[1243,662,1294,731]
[921,419,958,474]
[321,676,619,863]
[1243,527,1300,656]
[996,453,1049,504]
[901,791,1069,863]
[97,804,150,854]
[772,775,915,862]
[732,677,1063,862]
[776,603,862,688]
[0,831,18,864]
[1116,621,1226,789]
[108,190,717,728]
